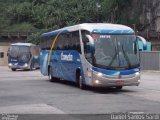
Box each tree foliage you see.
[101,0,133,23]
[5,0,99,30]
[0,0,140,43]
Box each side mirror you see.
[136,36,147,51]
[85,35,95,53]
[85,35,94,46]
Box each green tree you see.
[101,0,132,23]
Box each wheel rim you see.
[79,75,82,88]
[49,68,52,80]
[49,73,51,80]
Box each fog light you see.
[24,63,28,67]
[95,80,100,84]
[87,72,92,77]
[8,63,12,67]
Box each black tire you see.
[11,68,16,71]
[76,72,85,90]
[35,67,40,70]
[48,67,54,82]
[30,64,33,71]
[116,86,123,90]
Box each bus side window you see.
[72,31,81,53]
[64,33,69,50]
[35,46,40,56]
[68,33,72,50]
[56,35,62,50]
[40,36,47,50]
[83,36,93,63]
[30,46,34,55]
[61,34,66,50]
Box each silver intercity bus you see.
[40,23,145,89]
[8,43,40,71]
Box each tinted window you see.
[41,31,81,53]
[41,36,55,50]
[55,31,81,53]
[0,52,4,58]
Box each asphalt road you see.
[0,67,160,118]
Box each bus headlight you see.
[8,63,12,67]
[24,63,28,67]
[97,72,103,77]
[95,80,100,84]
[135,72,140,76]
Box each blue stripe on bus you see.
[92,29,134,34]
[92,66,139,75]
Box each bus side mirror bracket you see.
[136,36,147,51]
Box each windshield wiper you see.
[108,46,118,67]
[122,45,131,68]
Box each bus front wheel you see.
[76,72,85,90]
[116,86,123,90]
[48,67,54,82]
[11,68,16,71]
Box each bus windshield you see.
[9,45,31,62]
[93,34,139,70]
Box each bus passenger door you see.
[40,50,49,76]
[81,35,94,85]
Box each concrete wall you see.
[0,35,28,66]
[0,45,9,66]
[0,31,32,66]
[140,51,160,70]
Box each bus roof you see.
[11,43,36,47]
[42,23,134,37]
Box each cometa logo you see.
[61,52,73,61]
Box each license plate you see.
[116,80,124,85]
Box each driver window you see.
[83,35,93,63]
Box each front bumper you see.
[8,63,29,70]
[91,71,140,87]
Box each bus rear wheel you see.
[116,86,123,90]
[76,72,85,90]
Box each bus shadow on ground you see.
[91,87,136,94]
[11,68,40,72]
[50,79,136,94]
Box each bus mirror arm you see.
[136,36,147,51]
